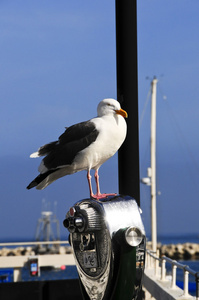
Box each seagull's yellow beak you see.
[115,108,128,118]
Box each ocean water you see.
[0,265,79,283]
[157,234,199,245]
[22,265,79,282]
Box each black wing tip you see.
[26,170,54,190]
[26,181,37,190]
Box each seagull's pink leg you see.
[87,169,117,200]
[93,169,117,200]
[87,170,95,198]
[94,169,101,196]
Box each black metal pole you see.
[115,0,140,205]
[195,272,199,299]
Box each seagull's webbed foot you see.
[91,193,117,200]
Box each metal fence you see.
[146,249,199,299]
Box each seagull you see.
[27,98,127,199]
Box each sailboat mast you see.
[151,77,158,252]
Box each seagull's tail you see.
[30,141,58,158]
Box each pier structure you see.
[0,240,72,282]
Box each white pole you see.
[151,77,158,252]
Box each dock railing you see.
[145,249,199,299]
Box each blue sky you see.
[0,1,199,241]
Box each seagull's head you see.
[97,98,128,118]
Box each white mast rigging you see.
[150,77,158,252]
[141,76,158,252]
